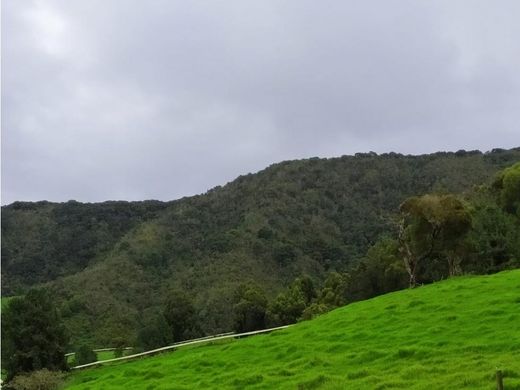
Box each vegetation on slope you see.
[65,270,520,389]
[1,200,168,294]
[2,148,520,346]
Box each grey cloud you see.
[2,0,519,204]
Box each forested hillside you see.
[1,201,168,294]
[2,148,520,346]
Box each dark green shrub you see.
[1,290,69,380]
[73,345,97,366]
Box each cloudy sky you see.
[2,0,519,204]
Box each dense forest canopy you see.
[2,148,520,346]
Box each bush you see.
[113,337,126,358]
[137,313,173,351]
[164,290,199,342]
[267,277,316,326]
[73,345,97,366]
[233,283,268,332]
[7,369,64,390]
[301,303,331,321]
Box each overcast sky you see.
[2,0,519,204]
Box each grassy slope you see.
[65,270,520,389]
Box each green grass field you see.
[65,270,520,389]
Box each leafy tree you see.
[300,303,331,321]
[465,191,520,272]
[398,194,471,286]
[292,276,317,305]
[136,313,172,351]
[112,337,126,358]
[317,272,348,308]
[347,238,407,300]
[163,290,198,342]
[267,291,305,326]
[1,290,69,381]
[399,196,440,287]
[272,243,297,266]
[493,162,520,215]
[232,283,268,332]
[435,196,472,276]
[301,273,348,320]
[73,345,97,366]
[267,276,316,326]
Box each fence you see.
[71,325,291,370]
[65,347,133,358]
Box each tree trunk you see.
[408,259,417,288]
[401,242,417,288]
[447,254,461,277]
[447,256,455,277]
[398,218,419,288]
[409,271,417,288]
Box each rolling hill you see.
[2,148,520,345]
[64,270,520,389]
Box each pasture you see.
[65,270,520,389]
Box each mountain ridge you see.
[2,147,520,345]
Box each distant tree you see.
[257,226,274,240]
[1,289,69,381]
[318,272,348,308]
[292,276,317,305]
[493,162,520,215]
[398,197,439,287]
[136,313,173,351]
[267,276,316,326]
[163,290,198,342]
[300,303,330,321]
[267,288,306,326]
[300,272,349,321]
[398,194,471,286]
[232,283,268,332]
[272,243,297,266]
[347,238,407,300]
[466,193,520,273]
[73,345,97,366]
[434,196,472,276]
[112,337,126,358]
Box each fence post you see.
[496,369,503,390]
